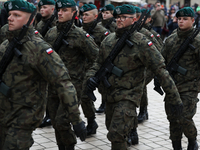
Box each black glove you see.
[170,103,183,116]
[87,77,99,91]
[73,121,87,141]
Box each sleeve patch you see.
[35,30,39,34]
[86,33,90,37]
[104,31,109,36]
[148,41,153,46]
[46,48,53,54]
[150,34,154,38]
[157,34,160,37]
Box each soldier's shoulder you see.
[95,24,108,32]
[165,32,177,43]
[131,32,155,47]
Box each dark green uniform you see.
[0,26,82,149]
[162,27,200,146]
[86,25,182,150]
[98,17,117,33]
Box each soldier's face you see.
[8,10,30,31]
[116,14,136,29]
[58,7,74,22]
[102,11,113,20]
[40,5,54,18]
[178,17,194,31]
[82,11,97,23]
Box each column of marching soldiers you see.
[0,0,200,150]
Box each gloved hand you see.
[170,103,183,116]
[87,77,99,91]
[73,121,87,141]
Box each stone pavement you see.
[30,81,200,150]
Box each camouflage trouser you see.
[47,92,77,147]
[0,126,33,150]
[106,100,137,150]
[140,86,148,107]
[165,91,199,141]
[81,94,96,119]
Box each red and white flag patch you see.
[35,30,39,34]
[86,33,90,37]
[46,48,53,54]
[104,31,109,36]
[150,34,154,38]
[148,41,153,46]
[157,34,160,37]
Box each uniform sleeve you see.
[139,39,182,105]
[33,41,82,125]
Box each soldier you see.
[44,0,99,140]
[80,3,110,123]
[0,24,8,44]
[35,0,57,37]
[162,7,200,150]
[80,4,110,47]
[86,4,183,150]
[98,4,117,33]
[35,0,57,128]
[141,8,163,47]
[0,0,87,149]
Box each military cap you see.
[196,6,200,12]
[176,7,195,18]
[56,0,76,10]
[38,0,55,8]
[134,6,141,13]
[141,8,151,16]
[80,4,97,13]
[4,0,36,13]
[101,4,115,12]
[113,4,136,17]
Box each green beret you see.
[196,6,200,12]
[4,0,36,13]
[80,4,97,13]
[176,7,195,18]
[102,4,115,12]
[38,0,55,8]
[134,6,141,13]
[113,4,136,17]
[56,0,76,10]
[141,8,151,16]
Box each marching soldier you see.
[86,4,183,150]
[162,7,200,150]
[0,0,87,149]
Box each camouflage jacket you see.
[0,24,8,44]
[35,15,57,36]
[44,22,99,98]
[87,26,182,106]
[162,27,200,93]
[0,26,81,129]
[144,23,163,47]
[98,17,117,33]
[83,21,110,47]
[139,27,162,52]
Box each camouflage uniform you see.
[0,24,8,44]
[86,25,182,150]
[0,26,83,149]
[35,16,57,36]
[44,21,99,142]
[82,22,109,47]
[98,17,117,33]
[162,27,200,144]
[144,22,163,46]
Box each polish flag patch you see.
[46,48,53,54]
[150,34,154,38]
[35,30,39,34]
[148,41,153,46]
[157,34,160,37]
[104,31,109,36]
[86,33,90,37]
